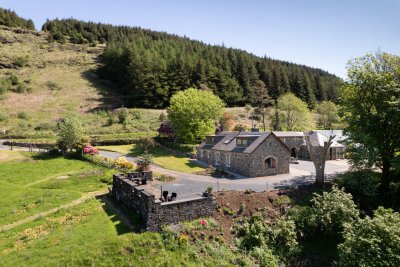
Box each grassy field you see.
[96,144,205,173]
[0,151,112,225]
[0,197,255,266]
[0,150,255,266]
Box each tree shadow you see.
[96,194,145,235]
[80,69,125,112]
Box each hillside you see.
[43,19,342,108]
[0,26,162,138]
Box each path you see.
[0,189,108,232]
[98,150,350,199]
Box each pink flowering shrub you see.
[83,145,99,155]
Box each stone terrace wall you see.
[148,196,217,231]
[112,174,217,231]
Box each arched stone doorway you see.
[290,147,297,158]
[265,157,277,168]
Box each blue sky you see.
[1,0,399,78]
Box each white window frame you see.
[226,153,230,167]
[215,152,220,166]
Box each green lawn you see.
[96,144,205,173]
[0,151,256,266]
[0,198,255,266]
[0,152,112,225]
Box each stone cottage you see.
[197,131,290,177]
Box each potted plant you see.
[207,185,213,194]
[135,153,153,172]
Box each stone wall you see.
[112,174,217,231]
[249,134,290,177]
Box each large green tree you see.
[342,51,400,194]
[167,88,224,143]
[275,93,314,131]
[314,101,340,129]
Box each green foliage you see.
[275,92,314,131]
[338,207,400,267]
[46,81,62,91]
[336,171,381,212]
[250,246,279,267]
[13,55,30,68]
[135,153,153,171]
[235,213,298,262]
[0,110,8,122]
[17,111,29,120]
[168,88,224,143]
[42,18,341,107]
[0,8,35,30]
[342,51,400,193]
[0,79,11,94]
[57,117,88,153]
[308,186,359,238]
[314,100,340,129]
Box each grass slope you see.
[0,151,112,225]
[96,144,205,173]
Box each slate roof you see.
[199,131,289,154]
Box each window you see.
[207,150,210,160]
[237,139,242,145]
[242,139,248,145]
[215,152,220,166]
[226,153,230,167]
[265,157,277,168]
[200,149,203,159]
[269,142,272,147]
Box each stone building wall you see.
[249,135,290,177]
[112,174,217,231]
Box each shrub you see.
[83,145,99,155]
[34,121,57,131]
[338,207,400,267]
[0,79,11,94]
[46,81,62,91]
[15,83,30,93]
[336,170,380,212]
[13,55,30,67]
[250,246,279,267]
[114,157,134,171]
[308,186,359,238]
[235,214,298,263]
[83,154,115,169]
[0,111,8,122]
[17,111,29,120]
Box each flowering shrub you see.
[82,145,99,155]
[114,157,134,170]
[157,122,174,138]
[201,219,207,227]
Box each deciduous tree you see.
[314,101,340,129]
[275,93,314,131]
[167,88,224,143]
[342,51,400,195]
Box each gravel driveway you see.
[99,151,350,199]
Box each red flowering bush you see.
[201,219,207,227]
[83,145,99,155]
[157,122,174,138]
